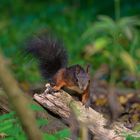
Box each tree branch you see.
[34,84,139,140]
[0,53,42,140]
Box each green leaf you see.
[120,51,136,73]
[54,129,70,139]
[30,104,44,111]
[37,118,48,127]
[0,112,15,121]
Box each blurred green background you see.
[0,0,140,86]
[0,1,140,140]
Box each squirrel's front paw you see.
[81,94,90,108]
[82,99,90,108]
[84,100,91,108]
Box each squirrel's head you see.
[75,65,90,90]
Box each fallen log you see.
[34,84,140,140]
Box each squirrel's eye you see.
[76,79,78,82]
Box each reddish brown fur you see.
[52,67,90,105]
[52,68,66,91]
[82,84,90,105]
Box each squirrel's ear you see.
[85,64,90,73]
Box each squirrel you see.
[26,33,90,107]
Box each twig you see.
[0,53,42,140]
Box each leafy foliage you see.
[81,15,140,85]
[125,135,140,140]
[0,112,27,140]
[0,110,70,140]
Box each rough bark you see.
[34,85,140,140]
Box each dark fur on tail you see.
[26,33,68,80]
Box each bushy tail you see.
[26,33,68,80]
